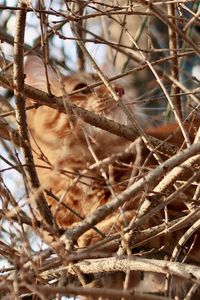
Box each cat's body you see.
[24,56,200,298]
[25,56,137,228]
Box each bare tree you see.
[0,1,200,299]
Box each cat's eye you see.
[73,83,93,94]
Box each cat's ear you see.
[24,56,58,93]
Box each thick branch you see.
[0,72,178,157]
[63,142,200,244]
[13,1,53,226]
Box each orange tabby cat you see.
[24,56,136,227]
[24,56,200,298]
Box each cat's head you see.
[24,55,138,127]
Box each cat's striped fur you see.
[24,56,200,299]
[24,56,135,228]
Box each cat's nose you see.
[114,86,125,97]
